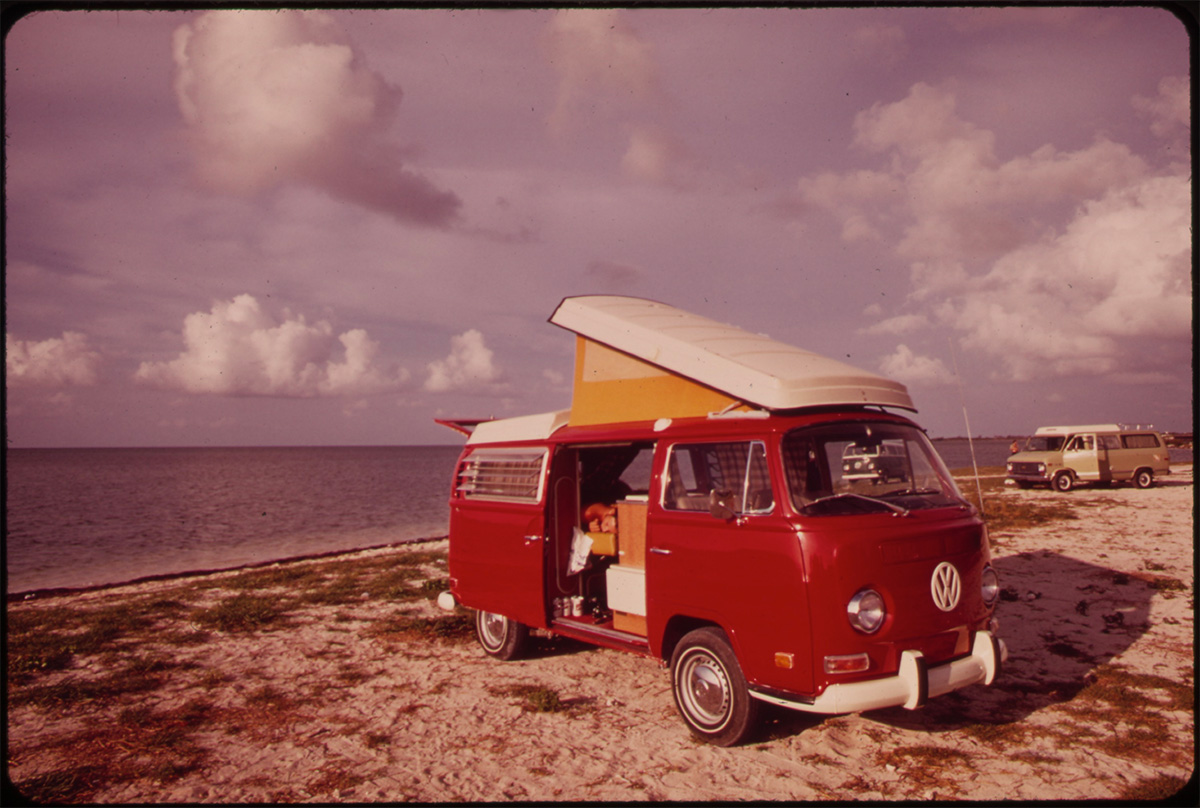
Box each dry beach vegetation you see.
[6,465,1195,803]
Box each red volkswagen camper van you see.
[439,296,1006,746]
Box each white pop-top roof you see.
[550,295,915,413]
[1034,424,1149,435]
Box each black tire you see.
[474,610,530,660]
[1133,469,1154,489]
[670,627,759,746]
[1052,471,1074,492]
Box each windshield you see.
[1023,436,1065,452]
[782,422,966,516]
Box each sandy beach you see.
[6,466,1194,803]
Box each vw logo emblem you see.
[931,562,962,612]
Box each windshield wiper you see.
[879,487,973,509]
[802,492,910,516]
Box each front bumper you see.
[1007,473,1049,484]
[1007,462,1049,483]
[750,630,1007,715]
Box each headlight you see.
[1037,463,1045,473]
[981,565,1000,606]
[847,589,886,634]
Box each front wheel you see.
[670,627,759,746]
[1133,469,1154,489]
[1052,471,1075,492]
[474,610,530,660]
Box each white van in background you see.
[1006,424,1171,491]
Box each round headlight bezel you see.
[981,565,1000,607]
[847,588,887,634]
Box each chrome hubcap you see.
[681,652,730,726]
[480,612,506,647]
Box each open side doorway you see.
[545,442,655,634]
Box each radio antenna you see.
[949,339,985,518]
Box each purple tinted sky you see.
[4,7,1192,447]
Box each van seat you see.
[674,493,711,511]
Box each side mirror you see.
[708,488,737,520]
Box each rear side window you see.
[664,441,774,514]
[455,448,549,502]
[1122,434,1161,449]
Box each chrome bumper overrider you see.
[750,630,1008,715]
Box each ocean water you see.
[5,446,463,594]
[931,438,1016,470]
[7,439,1190,595]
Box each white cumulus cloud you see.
[878,344,954,386]
[1133,75,1190,139]
[621,125,704,189]
[543,9,658,136]
[6,332,102,387]
[863,313,930,336]
[818,83,1150,270]
[424,329,505,393]
[135,294,409,397]
[948,173,1191,382]
[801,81,1191,384]
[173,9,460,226]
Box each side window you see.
[455,448,548,502]
[1122,434,1160,449]
[664,441,774,514]
[1099,435,1122,450]
[1067,435,1094,451]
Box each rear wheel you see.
[474,610,529,660]
[1133,469,1154,489]
[1052,471,1075,492]
[670,627,759,746]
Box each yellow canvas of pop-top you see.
[568,336,746,426]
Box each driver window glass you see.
[664,441,774,514]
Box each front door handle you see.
[650,547,671,555]
[524,534,543,543]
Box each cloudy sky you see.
[5,6,1192,448]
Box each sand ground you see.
[6,466,1194,803]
